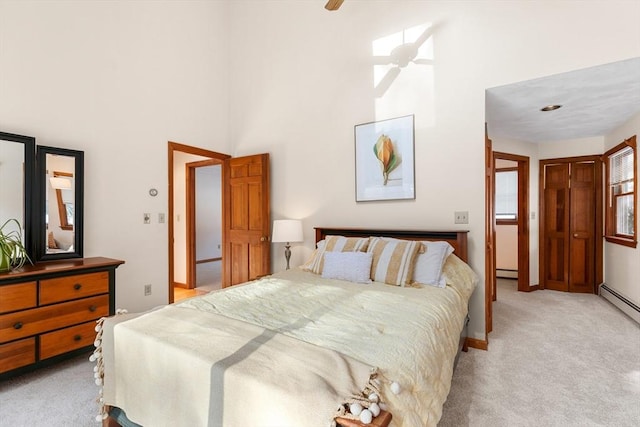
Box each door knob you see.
[573,233,579,238]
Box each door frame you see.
[485,126,494,338]
[493,151,530,294]
[168,142,230,303]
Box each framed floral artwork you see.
[354,114,415,202]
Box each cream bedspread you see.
[102,255,476,427]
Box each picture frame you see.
[354,114,415,202]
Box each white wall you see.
[1,1,639,339]
[603,112,640,306]
[228,0,639,340]
[0,141,24,223]
[538,136,604,159]
[0,1,231,311]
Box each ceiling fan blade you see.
[325,0,345,11]
[375,67,401,98]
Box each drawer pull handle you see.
[89,305,97,312]
[13,322,23,330]
[74,283,82,290]
[74,335,82,342]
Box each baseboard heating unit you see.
[600,284,640,324]
[496,269,518,279]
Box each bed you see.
[96,227,477,427]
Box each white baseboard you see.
[600,283,640,324]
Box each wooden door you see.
[568,161,596,293]
[485,126,494,334]
[222,154,270,287]
[542,163,570,292]
[540,156,602,294]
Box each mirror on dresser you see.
[35,146,84,261]
[0,131,35,259]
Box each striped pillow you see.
[304,235,370,274]
[367,237,422,286]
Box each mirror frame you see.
[35,145,84,261]
[0,131,35,260]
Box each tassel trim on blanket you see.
[333,368,402,426]
[92,308,128,423]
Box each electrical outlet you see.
[143,213,151,224]
[158,213,165,223]
[144,284,152,296]
[454,211,469,224]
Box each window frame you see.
[495,167,518,225]
[604,135,637,248]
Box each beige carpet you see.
[439,279,640,426]
[1,280,638,426]
[0,352,97,427]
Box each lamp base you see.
[284,244,291,270]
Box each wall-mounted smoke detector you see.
[540,104,562,111]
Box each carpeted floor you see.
[1,279,638,426]
[439,279,640,426]
[0,352,97,427]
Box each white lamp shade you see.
[50,177,72,190]
[272,219,303,243]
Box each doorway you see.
[168,142,230,303]
[493,151,530,298]
[187,160,222,293]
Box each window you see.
[495,169,517,223]
[605,135,637,247]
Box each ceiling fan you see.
[325,0,345,11]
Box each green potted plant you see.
[0,218,31,272]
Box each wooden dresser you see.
[0,257,124,379]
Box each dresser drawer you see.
[40,272,109,305]
[0,337,36,374]
[0,282,37,314]
[0,295,108,343]
[40,321,97,360]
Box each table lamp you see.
[272,219,303,270]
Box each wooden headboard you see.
[314,227,469,263]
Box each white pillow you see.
[304,235,370,274]
[321,251,373,283]
[412,241,455,288]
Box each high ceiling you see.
[486,57,640,143]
